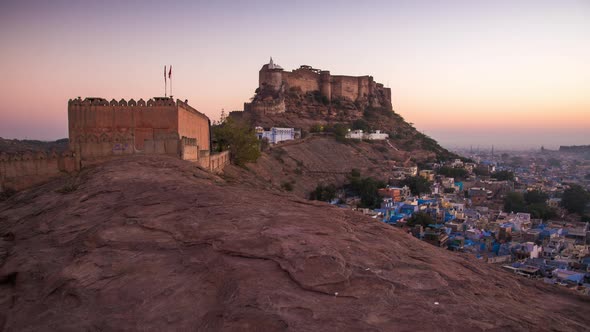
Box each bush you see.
[213,117,261,166]
[492,170,515,181]
[407,212,434,228]
[561,184,590,215]
[400,176,432,196]
[310,124,324,133]
[309,184,336,202]
[281,181,294,192]
[437,166,468,180]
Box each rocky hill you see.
[223,135,433,199]
[240,85,455,162]
[0,137,69,154]
[1,155,588,331]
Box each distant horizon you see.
[1,0,588,148]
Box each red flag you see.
[168,65,172,79]
[164,65,167,83]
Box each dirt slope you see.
[223,135,434,199]
[0,155,588,331]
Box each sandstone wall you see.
[283,69,320,93]
[177,101,210,154]
[244,99,286,114]
[0,151,76,191]
[209,151,230,174]
[259,69,283,91]
[332,76,360,101]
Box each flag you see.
[164,65,167,83]
[168,65,172,79]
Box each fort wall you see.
[244,98,286,114]
[67,98,212,167]
[209,151,230,174]
[1,97,228,193]
[258,64,391,105]
[177,100,211,154]
[0,151,76,191]
[283,68,320,94]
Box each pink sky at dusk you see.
[0,0,588,149]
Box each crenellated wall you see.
[0,151,76,191]
[258,64,392,104]
[68,97,211,168]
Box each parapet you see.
[68,97,177,109]
[0,150,73,163]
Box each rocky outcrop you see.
[0,155,588,331]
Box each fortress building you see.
[246,58,392,114]
[67,97,228,171]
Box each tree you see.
[547,158,561,167]
[492,170,514,181]
[437,166,468,180]
[401,176,432,196]
[524,190,548,205]
[561,184,590,215]
[474,166,490,177]
[504,192,527,213]
[309,184,336,202]
[346,175,386,209]
[504,190,558,220]
[351,119,369,132]
[212,117,261,166]
[407,212,434,228]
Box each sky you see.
[0,0,588,149]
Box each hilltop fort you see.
[0,97,229,192]
[244,58,392,116]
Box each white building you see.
[255,126,295,144]
[345,129,388,140]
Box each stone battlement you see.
[68,97,210,121]
[0,150,77,191]
[258,61,392,105]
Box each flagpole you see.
[169,65,173,98]
[164,65,167,97]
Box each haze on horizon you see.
[0,0,588,150]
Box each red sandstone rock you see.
[0,155,588,331]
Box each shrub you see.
[309,184,336,201]
[281,181,294,192]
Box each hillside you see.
[1,155,588,331]
[0,137,69,154]
[223,135,433,198]
[240,86,456,162]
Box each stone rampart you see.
[258,64,391,104]
[0,151,76,191]
[244,98,286,114]
[209,151,230,174]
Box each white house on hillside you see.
[345,129,388,140]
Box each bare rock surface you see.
[0,155,588,331]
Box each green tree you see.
[309,184,336,202]
[474,166,490,176]
[492,170,515,181]
[437,166,468,180]
[212,117,261,166]
[524,190,548,205]
[504,192,527,213]
[547,158,561,167]
[407,212,434,228]
[401,176,432,196]
[561,184,590,215]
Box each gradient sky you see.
[0,0,588,149]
